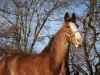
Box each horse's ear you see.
[64,12,69,21]
[72,13,76,20]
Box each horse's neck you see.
[50,27,69,66]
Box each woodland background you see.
[0,0,100,75]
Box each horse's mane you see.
[42,36,55,53]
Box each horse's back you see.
[0,53,54,75]
[0,54,36,75]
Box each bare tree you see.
[0,0,100,75]
[0,0,73,53]
[68,0,100,75]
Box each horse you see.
[0,12,83,75]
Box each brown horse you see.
[0,12,83,75]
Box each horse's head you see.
[63,12,83,48]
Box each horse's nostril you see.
[77,39,79,42]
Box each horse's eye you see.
[66,25,70,28]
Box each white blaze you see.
[69,22,83,47]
